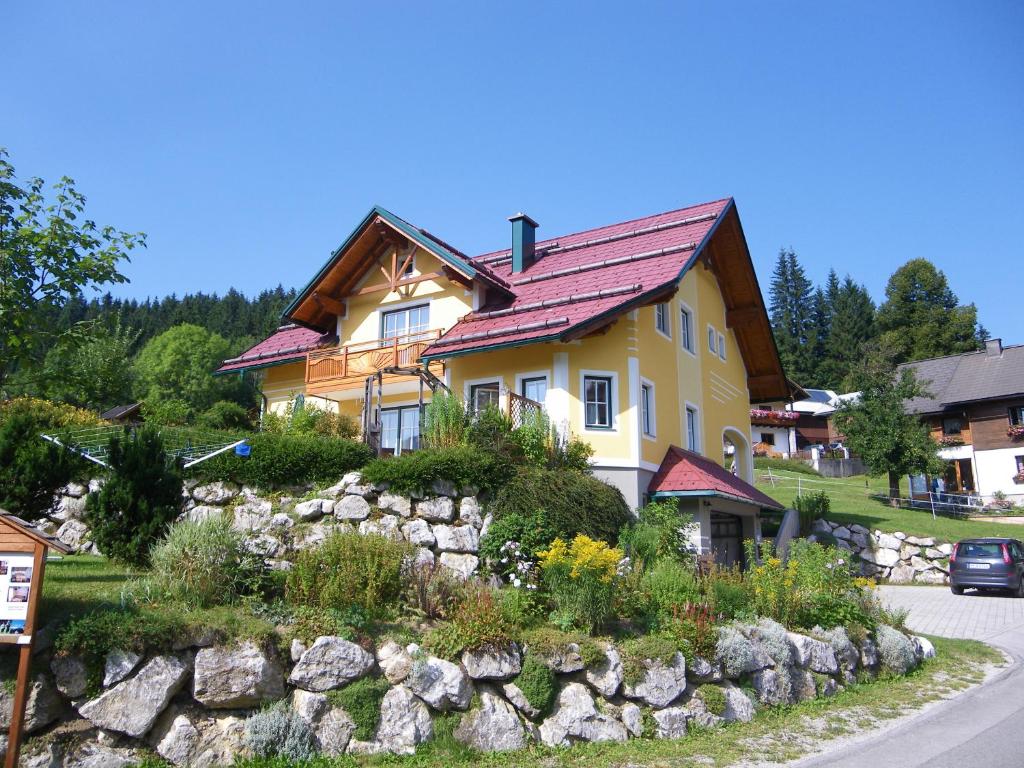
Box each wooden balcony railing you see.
[306,329,443,384]
[507,392,544,427]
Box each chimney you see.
[508,212,538,273]
[985,338,1003,357]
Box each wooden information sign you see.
[0,511,71,768]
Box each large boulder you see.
[432,524,480,553]
[78,654,191,737]
[335,495,371,522]
[889,564,918,584]
[192,481,240,505]
[455,687,530,752]
[787,632,839,675]
[861,547,901,568]
[193,641,285,708]
[462,645,521,680]
[438,553,478,580]
[401,519,435,547]
[622,652,687,708]
[378,493,412,517]
[0,673,64,734]
[377,640,414,684]
[374,685,434,755]
[502,682,541,720]
[721,681,755,723]
[359,515,402,541]
[416,497,455,523]
[750,668,787,706]
[526,641,585,674]
[56,520,91,552]
[538,682,628,746]
[459,497,483,528]
[406,656,473,711]
[231,499,273,531]
[51,654,89,700]
[288,636,375,692]
[294,499,333,521]
[584,646,624,698]
[686,656,723,683]
[912,635,937,661]
[104,649,143,687]
[150,707,247,768]
[651,706,688,739]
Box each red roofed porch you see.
[648,445,783,567]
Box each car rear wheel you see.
[951,584,965,595]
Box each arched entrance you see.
[722,427,753,485]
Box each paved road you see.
[791,585,1024,768]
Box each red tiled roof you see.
[215,324,335,374]
[421,198,731,357]
[648,445,783,509]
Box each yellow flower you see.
[539,535,622,583]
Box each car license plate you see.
[967,563,990,570]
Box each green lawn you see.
[40,555,134,627]
[755,467,1023,542]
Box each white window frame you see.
[654,302,671,340]
[379,404,422,454]
[718,331,727,361]
[378,299,431,341]
[679,301,696,355]
[707,324,717,355]
[580,369,618,432]
[463,376,503,414]
[640,378,656,439]
[515,370,551,407]
[685,402,701,452]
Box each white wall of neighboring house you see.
[753,425,796,456]
[974,447,1024,502]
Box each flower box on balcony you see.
[1008,425,1024,442]
[937,435,965,447]
[749,409,799,427]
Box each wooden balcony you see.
[305,330,443,394]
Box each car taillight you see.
[1002,544,1012,564]
[950,543,958,563]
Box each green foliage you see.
[715,625,755,679]
[244,701,317,761]
[192,432,372,488]
[261,396,358,439]
[422,391,468,449]
[768,248,816,386]
[286,532,410,621]
[361,445,514,496]
[696,684,727,716]
[520,626,605,668]
[0,396,103,430]
[658,603,720,662]
[0,410,85,520]
[327,676,390,741]
[641,558,700,617]
[465,405,521,462]
[126,513,267,608]
[620,635,680,684]
[538,536,622,635]
[511,654,557,716]
[490,467,631,545]
[793,490,831,535]
[198,400,254,431]
[84,426,183,566]
[479,509,557,573]
[423,584,518,659]
[875,624,917,675]
[707,568,752,621]
[0,148,143,386]
[508,411,594,473]
[619,498,692,566]
[754,456,820,476]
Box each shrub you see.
[423,584,517,659]
[754,456,820,476]
[244,701,317,760]
[696,684,727,716]
[508,412,594,473]
[192,432,372,488]
[84,427,182,566]
[490,468,631,545]
[642,559,701,617]
[286,605,365,645]
[407,561,465,621]
[422,392,468,449]
[619,634,680,684]
[618,499,693,566]
[479,509,556,582]
[715,625,755,678]
[131,513,267,608]
[327,676,390,741]
[660,603,719,662]
[875,624,917,675]
[198,401,254,431]
[360,445,514,496]
[286,532,410,621]
[538,536,623,634]
[0,411,85,521]
[262,397,359,439]
[793,490,831,535]
[520,626,605,669]
[511,654,557,716]
[705,564,752,620]
[465,405,522,463]
[0,397,103,430]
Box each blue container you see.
[234,443,251,457]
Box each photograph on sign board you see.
[0,562,7,576]
[0,620,25,634]
[7,587,29,604]
[9,567,31,584]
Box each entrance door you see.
[710,512,745,568]
[957,459,975,492]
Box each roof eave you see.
[649,489,783,511]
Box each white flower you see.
[512,577,521,588]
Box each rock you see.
[62,743,141,768]
[721,681,755,723]
[289,636,375,692]
[432,524,480,553]
[751,668,786,706]
[0,673,64,734]
[529,642,585,674]
[912,636,937,660]
[861,547,901,568]
[832,526,851,540]
[538,682,628,746]
[88,478,104,494]
[170,625,219,651]
[900,544,922,560]
[377,640,413,684]
[192,481,240,505]
[859,639,880,669]
[791,668,817,702]
[410,547,435,570]
[820,677,840,696]
[64,482,88,498]
[459,497,483,528]
[378,493,412,517]
[416,496,455,523]
[810,519,832,535]
[53,495,88,521]
[365,685,432,755]
[935,542,954,556]
[462,645,521,680]
[894,531,907,540]
[293,521,335,550]
[359,515,402,541]
[193,641,285,708]
[270,512,294,529]
[584,646,624,698]
[154,713,199,766]
[875,532,902,550]
[787,633,839,674]
[910,555,935,572]
[401,519,435,547]
[406,656,472,711]
[231,499,273,531]
[652,706,688,739]
[455,687,530,752]
[480,512,493,540]
[439,552,478,580]
[619,701,643,737]
[294,499,331,521]
[184,505,222,523]
[430,479,459,497]
[104,649,143,687]
[150,707,247,768]
[335,495,371,522]
[918,569,948,584]
[682,691,723,729]
[686,655,723,683]
[243,533,283,558]
[56,519,90,551]
[502,682,541,720]
[52,654,89,700]
[291,689,328,724]
[346,483,374,497]
[925,547,949,560]
[622,652,687,708]
[314,706,357,756]
[851,532,870,549]
[907,536,936,546]
[889,564,917,584]
[78,654,191,737]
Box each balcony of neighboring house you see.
[749,408,800,428]
[931,414,972,450]
[304,329,445,398]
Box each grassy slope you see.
[40,555,133,626]
[755,467,1023,541]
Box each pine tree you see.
[768,248,815,385]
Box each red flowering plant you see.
[1007,425,1024,441]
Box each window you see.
[717,332,726,361]
[381,304,430,341]
[469,382,500,414]
[380,406,420,454]
[760,432,776,446]
[708,325,717,354]
[1016,455,1024,473]
[520,376,547,404]
[641,382,655,437]
[584,376,613,429]
[942,417,963,436]
[401,254,415,277]
[679,305,694,353]
[1009,406,1024,426]
[686,406,699,451]
[655,303,670,338]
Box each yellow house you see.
[217,199,790,541]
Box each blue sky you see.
[6,1,1022,340]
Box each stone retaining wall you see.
[809,519,952,585]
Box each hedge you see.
[359,445,516,496]
[189,433,373,488]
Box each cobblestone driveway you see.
[878,584,1024,641]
